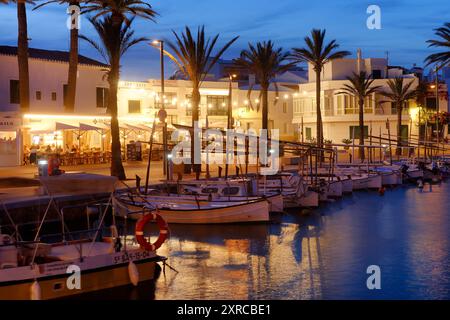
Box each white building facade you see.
[117,79,296,141]
[292,56,449,146]
[0,46,296,167]
[0,46,109,166]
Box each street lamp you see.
[225,73,237,179]
[152,39,169,181]
[431,63,445,146]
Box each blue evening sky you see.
[0,0,449,80]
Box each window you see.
[96,87,109,109]
[128,100,141,114]
[426,98,437,110]
[201,187,219,194]
[63,84,68,107]
[155,92,177,109]
[337,95,344,114]
[324,96,332,115]
[400,125,409,144]
[372,70,382,79]
[283,123,288,134]
[344,95,357,114]
[349,126,369,139]
[364,96,373,113]
[51,92,57,101]
[391,101,410,115]
[223,187,240,196]
[305,127,312,140]
[36,91,42,101]
[283,102,287,113]
[206,96,227,116]
[0,131,17,155]
[167,115,178,125]
[9,80,20,104]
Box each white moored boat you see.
[119,190,284,213]
[114,196,270,224]
[0,174,168,300]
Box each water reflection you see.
[89,182,450,300]
[153,183,450,300]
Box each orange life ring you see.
[135,211,169,251]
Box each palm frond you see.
[425,22,450,66]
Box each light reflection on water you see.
[81,183,449,300]
[153,183,450,300]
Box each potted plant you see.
[306,137,317,146]
[342,139,352,150]
[324,139,333,148]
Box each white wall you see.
[0,54,109,115]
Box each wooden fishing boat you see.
[119,190,284,213]
[340,176,354,193]
[114,196,271,224]
[162,173,307,210]
[349,173,382,190]
[372,167,403,186]
[0,174,168,300]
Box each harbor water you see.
[92,182,450,300]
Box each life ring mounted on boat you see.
[135,210,169,251]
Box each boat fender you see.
[128,261,139,287]
[135,211,169,251]
[378,187,386,196]
[30,280,42,300]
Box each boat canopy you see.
[39,174,118,196]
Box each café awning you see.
[55,122,79,131]
[125,124,152,132]
[79,123,108,132]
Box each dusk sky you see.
[1,0,449,80]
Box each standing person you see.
[23,145,30,165]
[29,145,37,165]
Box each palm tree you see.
[82,0,157,25]
[337,71,381,161]
[234,41,294,130]
[425,22,450,67]
[34,1,86,113]
[80,16,148,180]
[11,1,35,112]
[165,26,238,177]
[82,0,157,180]
[379,77,417,156]
[291,29,350,149]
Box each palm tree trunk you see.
[315,70,323,148]
[108,65,126,180]
[17,1,30,112]
[359,97,365,161]
[191,83,201,179]
[261,83,269,130]
[396,102,402,156]
[66,2,80,113]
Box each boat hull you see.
[380,172,402,186]
[0,253,160,300]
[298,190,319,207]
[117,199,271,224]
